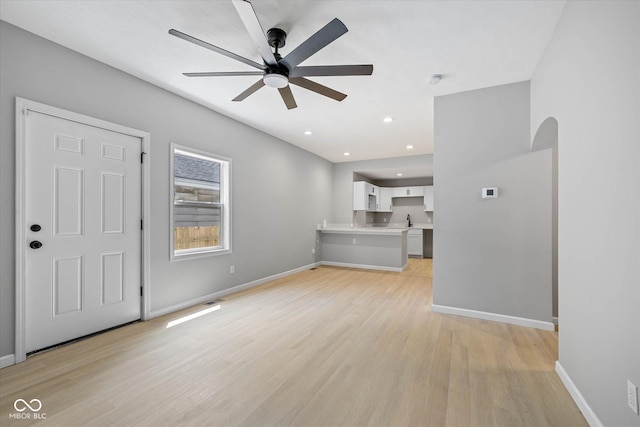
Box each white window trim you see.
[170,143,231,261]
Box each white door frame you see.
[15,97,152,363]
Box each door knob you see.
[30,224,41,232]
[29,241,43,249]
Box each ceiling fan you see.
[169,0,373,110]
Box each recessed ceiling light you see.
[429,74,443,85]
[344,152,350,156]
[304,130,312,135]
[383,116,394,123]
[406,145,414,149]
[396,173,403,177]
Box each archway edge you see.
[531,116,558,151]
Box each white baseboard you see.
[320,261,405,272]
[431,304,555,331]
[555,361,603,427]
[148,262,321,319]
[0,353,16,368]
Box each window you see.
[170,144,231,259]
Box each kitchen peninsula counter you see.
[318,226,408,272]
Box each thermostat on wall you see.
[482,187,498,199]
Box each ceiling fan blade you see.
[289,77,347,102]
[278,85,298,110]
[280,18,348,71]
[183,71,264,77]
[232,0,278,67]
[289,65,373,78]
[169,29,266,70]
[232,79,265,101]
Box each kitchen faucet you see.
[407,214,412,227]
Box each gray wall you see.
[0,21,333,358]
[530,1,640,425]
[433,81,552,323]
[332,154,433,224]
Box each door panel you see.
[101,251,125,305]
[102,172,125,234]
[25,111,141,353]
[53,166,84,236]
[53,256,83,316]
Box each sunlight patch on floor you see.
[166,305,220,328]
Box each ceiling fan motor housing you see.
[267,27,287,49]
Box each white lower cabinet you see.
[407,229,423,257]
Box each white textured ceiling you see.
[0,0,565,164]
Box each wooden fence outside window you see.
[174,226,220,250]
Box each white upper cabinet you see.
[392,187,407,198]
[424,185,434,211]
[407,186,424,197]
[355,182,433,212]
[379,187,393,212]
[392,186,424,198]
[353,181,367,210]
[353,181,379,211]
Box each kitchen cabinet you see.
[392,187,406,198]
[353,181,367,210]
[355,182,433,212]
[392,186,424,198]
[407,228,423,257]
[424,185,434,211]
[353,181,379,211]
[407,186,424,197]
[368,183,379,211]
[379,187,393,212]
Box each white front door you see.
[24,110,142,353]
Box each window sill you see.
[171,247,231,261]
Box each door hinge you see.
[140,151,146,163]
[140,219,143,230]
[140,287,143,296]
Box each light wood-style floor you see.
[1,259,586,426]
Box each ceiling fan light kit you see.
[169,0,373,110]
[263,70,289,88]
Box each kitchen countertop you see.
[318,226,408,236]
[318,223,433,234]
[370,223,434,230]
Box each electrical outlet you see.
[628,380,639,415]
[230,265,235,274]
[352,238,356,245]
